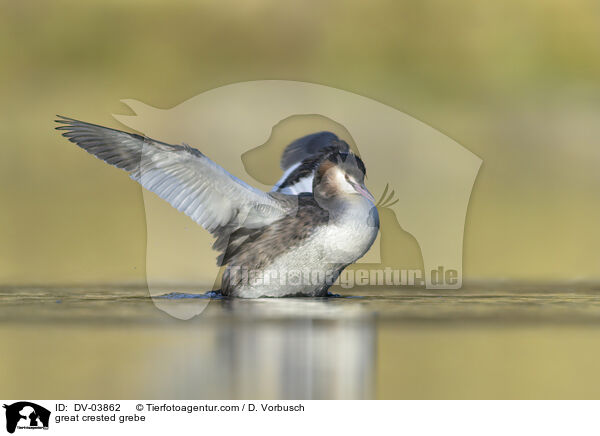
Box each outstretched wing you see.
[273,131,350,195]
[56,116,292,235]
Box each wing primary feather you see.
[55,116,291,238]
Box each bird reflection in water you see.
[152,297,376,399]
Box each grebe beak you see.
[353,183,376,203]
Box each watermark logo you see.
[3,402,50,434]
[108,80,481,318]
[226,266,457,289]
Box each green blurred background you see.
[1,0,599,286]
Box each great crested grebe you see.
[56,117,379,297]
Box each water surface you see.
[2,285,600,399]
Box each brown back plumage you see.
[220,195,329,295]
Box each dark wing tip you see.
[54,115,81,130]
[55,114,75,122]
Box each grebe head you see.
[313,152,375,204]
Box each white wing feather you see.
[56,116,289,234]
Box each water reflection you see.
[202,299,375,399]
[4,286,600,399]
[0,289,375,399]
[150,298,375,399]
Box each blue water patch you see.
[326,292,365,298]
[155,291,362,299]
[156,290,224,300]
